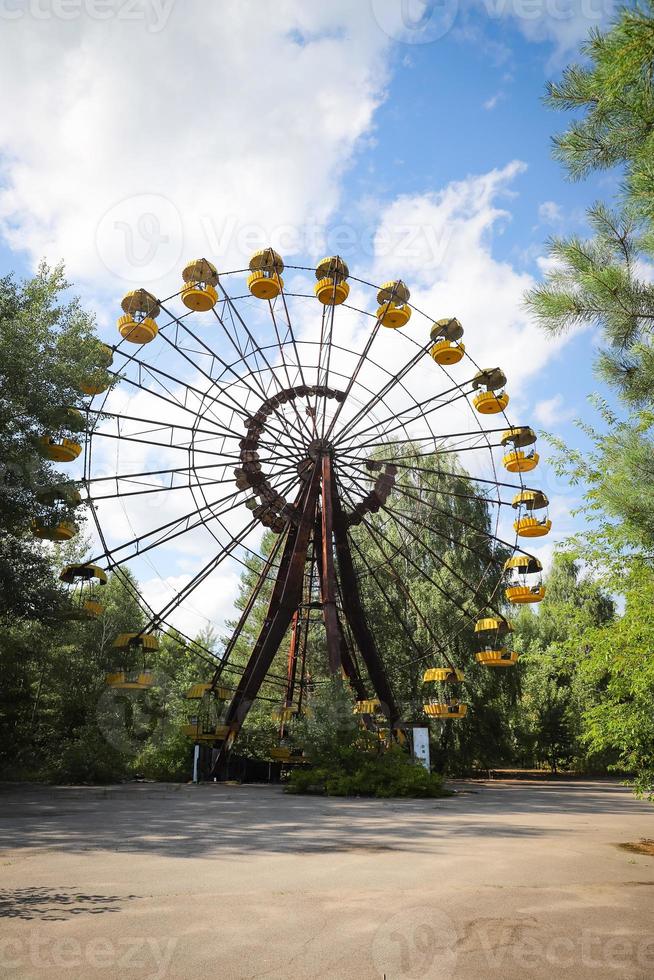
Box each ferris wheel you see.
[36,249,552,771]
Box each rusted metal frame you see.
[347,532,428,665]
[212,465,321,768]
[330,475,400,724]
[312,504,366,697]
[296,532,316,715]
[279,610,300,740]
[332,572,369,702]
[211,532,286,686]
[320,454,344,675]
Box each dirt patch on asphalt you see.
[618,839,654,857]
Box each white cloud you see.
[483,92,503,110]
[364,160,576,406]
[533,393,574,426]
[538,200,563,225]
[0,1,390,292]
[473,0,619,66]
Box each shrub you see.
[287,746,447,798]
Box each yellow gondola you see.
[376,279,411,328]
[476,650,519,667]
[33,481,82,541]
[181,720,230,741]
[422,665,467,719]
[32,518,78,541]
[105,670,155,690]
[35,483,82,507]
[504,554,546,604]
[112,632,159,652]
[512,489,552,538]
[430,317,465,364]
[353,698,384,715]
[474,616,517,666]
[118,288,160,344]
[501,426,539,472]
[424,702,468,719]
[422,667,465,683]
[181,258,220,311]
[270,746,308,763]
[471,367,509,414]
[38,435,82,463]
[315,256,350,305]
[503,449,539,473]
[59,563,108,619]
[272,705,299,723]
[80,343,114,396]
[248,248,284,299]
[184,682,232,700]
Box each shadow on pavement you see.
[0,780,650,860]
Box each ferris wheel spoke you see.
[213,287,313,448]
[90,423,295,464]
[347,530,429,662]
[267,302,315,443]
[345,456,537,493]
[106,364,224,426]
[110,347,241,433]
[85,462,224,485]
[277,287,310,391]
[343,459,503,602]
[88,466,297,569]
[85,407,245,445]
[379,481,526,558]
[331,339,436,446]
[142,516,262,631]
[89,481,229,502]
[323,281,421,444]
[155,311,297,448]
[349,529,459,672]
[344,459,512,508]
[355,507,478,623]
[212,531,287,684]
[375,500,508,612]
[336,387,476,453]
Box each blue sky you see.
[0,0,620,635]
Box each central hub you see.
[231,383,395,533]
[307,438,334,462]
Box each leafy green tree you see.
[288,677,447,798]
[0,263,113,619]
[578,561,654,797]
[512,554,615,772]
[526,4,654,403]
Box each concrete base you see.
[0,779,652,979]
